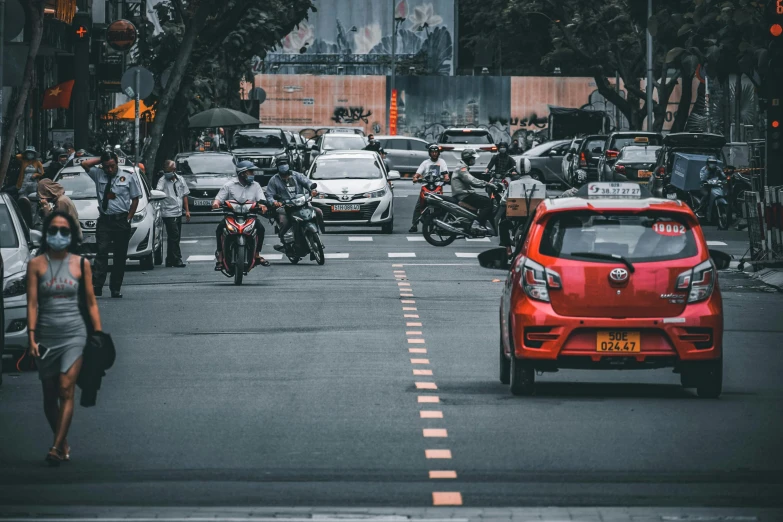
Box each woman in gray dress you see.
[27,211,102,466]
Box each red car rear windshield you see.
[539,211,698,263]
[440,131,492,145]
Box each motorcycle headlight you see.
[3,271,27,298]
[364,186,388,199]
[132,207,147,223]
[225,221,237,233]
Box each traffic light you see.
[766,0,783,185]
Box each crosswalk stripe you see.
[455,252,479,258]
[707,240,728,246]
[348,237,373,242]
[180,240,199,244]
[465,238,490,242]
[264,254,284,260]
[324,253,350,259]
[186,255,215,262]
[389,252,417,258]
[407,236,426,241]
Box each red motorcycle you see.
[412,171,447,228]
[213,200,263,286]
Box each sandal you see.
[45,446,63,467]
[256,256,271,267]
[63,444,70,462]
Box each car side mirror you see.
[565,153,573,162]
[29,229,42,248]
[387,170,401,180]
[477,248,511,271]
[149,189,167,201]
[709,249,731,270]
[549,150,560,156]
[310,183,317,190]
[570,148,577,154]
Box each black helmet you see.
[428,144,440,157]
[54,147,67,157]
[497,141,509,150]
[461,148,479,166]
[706,156,718,167]
[275,155,289,166]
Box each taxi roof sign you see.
[634,136,650,143]
[577,182,651,199]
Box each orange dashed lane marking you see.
[398,282,411,286]
[409,348,427,353]
[392,264,404,267]
[407,331,423,335]
[415,382,438,390]
[413,369,433,376]
[407,322,422,326]
[404,314,419,318]
[425,449,452,459]
[420,410,443,418]
[401,300,416,304]
[408,339,426,344]
[401,294,415,297]
[411,358,430,364]
[429,470,457,479]
[403,307,417,311]
[418,396,440,403]
[423,429,448,437]
[432,492,462,506]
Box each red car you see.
[496,183,724,398]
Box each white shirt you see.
[416,158,449,177]
[215,180,267,205]
[156,174,190,218]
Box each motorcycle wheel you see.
[287,254,300,264]
[233,244,244,286]
[307,232,325,265]
[422,220,457,247]
[716,203,728,230]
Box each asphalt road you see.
[1,181,782,511]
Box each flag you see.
[42,80,75,110]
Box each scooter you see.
[273,186,325,265]
[691,178,730,230]
[214,200,263,285]
[419,182,503,247]
[411,171,447,229]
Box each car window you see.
[55,171,100,200]
[0,203,19,249]
[524,141,562,157]
[384,139,409,150]
[611,135,663,150]
[7,197,31,244]
[409,140,429,152]
[539,211,698,263]
[177,155,237,175]
[618,147,660,162]
[582,139,606,153]
[233,131,284,149]
[440,131,492,145]
[322,135,366,150]
[310,157,383,180]
[553,143,571,155]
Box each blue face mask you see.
[278,165,290,175]
[164,171,176,180]
[46,231,71,251]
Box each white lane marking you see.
[707,240,728,246]
[407,236,426,241]
[186,255,215,262]
[395,263,473,266]
[394,194,409,198]
[455,252,479,258]
[262,254,284,260]
[465,238,490,242]
[180,240,199,244]
[324,253,350,259]
[348,237,373,242]
[389,252,417,258]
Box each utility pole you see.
[0,0,6,161]
[390,0,395,133]
[765,0,783,187]
[134,67,140,166]
[646,0,654,131]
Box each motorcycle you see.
[691,177,730,230]
[214,199,264,285]
[419,181,503,247]
[411,171,447,229]
[727,170,752,228]
[273,185,325,265]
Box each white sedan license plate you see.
[193,199,212,206]
[332,204,360,212]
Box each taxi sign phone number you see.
[587,182,641,197]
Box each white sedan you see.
[307,150,400,233]
[54,165,166,270]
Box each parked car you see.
[652,133,728,200]
[597,132,663,181]
[565,134,607,185]
[520,140,572,184]
[232,128,293,186]
[437,128,496,174]
[611,145,662,184]
[561,137,583,181]
[308,133,367,165]
[490,182,725,398]
[308,150,400,233]
[176,152,237,215]
[374,135,431,174]
[53,164,166,270]
[1,192,42,377]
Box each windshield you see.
[619,147,660,162]
[310,157,383,180]
[178,155,236,175]
[322,135,366,150]
[440,131,492,145]
[0,203,19,248]
[524,141,566,157]
[55,171,99,200]
[612,135,663,150]
[583,138,606,153]
[233,131,284,149]
[539,211,698,262]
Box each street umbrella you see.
[188,108,260,128]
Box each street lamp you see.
[389,0,406,131]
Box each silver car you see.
[437,128,496,174]
[520,140,572,184]
[1,193,42,376]
[374,136,431,175]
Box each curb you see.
[752,268,783,292]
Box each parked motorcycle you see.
[273,185,325,265]
[214,200,264,285]
[727,169,752,228]
[420,182,503,246]
[411,170,447,230]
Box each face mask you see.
[278,165,290,175]
[46,231,70,251]
[164,171,176,180]
[25,154,35,160]
[238,174,251,186]
[499,148,507,154]
[369,139,376,144]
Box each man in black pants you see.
[451,148,494,235]
[81,152,141,298]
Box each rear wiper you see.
[569,252,635,273]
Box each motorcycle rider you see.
[211,160,270,268]
[484,141,518,180]
[363,134,386,158]
[508,139,523,155]
[452,148,495,235]
[44,148,69,180]
[410,144,450,233]
[265,156,322,251]
[695,156,726,221]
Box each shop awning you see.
[103,100,156,121]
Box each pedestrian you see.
[363,134,386,158]
[26,210,102,466]
[63,142,76,161]
[508,139,523,155]
[14,146,44,197]
[79,151,142,298]
[44,148,69,180]
[37,179,82,240]
[156,160,191,267]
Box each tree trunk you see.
[0,0,45,188]
[142,2,212,183]
[592,73,638,131]
[672,73,695,133]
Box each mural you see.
[266,0,455,76]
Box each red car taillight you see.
[520,258,562,302]
[606,149,619,159]
[439,145,455,151]
[656,166,666,178]
[676,260,715,303]
[614,164,626,174]
[579,152,587,167]
[480,145,498,152]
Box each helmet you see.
[706,156,718,167]
[461,148,479,166]
[497,141,509,152]
[24,145,37,154]
[275,155,289,166]
[75,149,88,157]
[236,160,259,176]
[428,144,440,156]
[54,147,67,157]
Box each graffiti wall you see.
[266,0,456,76]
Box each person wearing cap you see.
[508,139,523,155]
[211,161,271,268]
[156,160,191,268]
[14,146,44,196]
[37,179,82,241]
[80,151,142,298]
[63,142,76,161]
[264,156,321,250]
[44,148,70,180]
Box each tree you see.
[141,0,314,177]
[0,0,45,188]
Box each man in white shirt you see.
[409,144,450,233]
[156,160,191,267]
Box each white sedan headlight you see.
[3,272,27,298]
[363,186,388,199]
[132,207,147,223]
